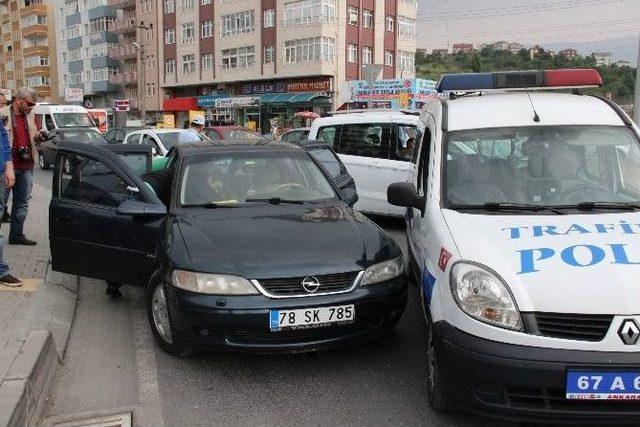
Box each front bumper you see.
[435,321,640,424]
[165,276,407,352]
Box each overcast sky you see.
[417,0,640,61]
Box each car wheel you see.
[146,280,192,357]
[38,154,48,170]
[425,311,455,411]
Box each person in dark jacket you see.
[0,112,19,286]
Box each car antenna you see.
[526,90,541,123]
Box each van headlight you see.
[450,262,523,331]
[172,270,259,295]
[360,256,404,286]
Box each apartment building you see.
[0,0,59,101]
[160,0,417,131]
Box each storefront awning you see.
[260,92,331,105]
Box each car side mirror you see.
[387,182,425,213]
[116,199,166,217]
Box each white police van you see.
[388,69,640,422]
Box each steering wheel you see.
[556,184,613,204]
[273,183,306,192]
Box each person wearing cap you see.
[178,116,205,144]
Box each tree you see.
[471,54,482,72]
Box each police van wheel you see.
[147,280,192,358]
[426,312,455,412]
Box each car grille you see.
[256,271,360,297]
[504,386,637,412]
[533,312,613,342]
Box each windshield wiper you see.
[182,202,239,209]
[572,201,640,211]
[451,202,565,215]
[245,197,305,205]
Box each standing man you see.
[178,116,205,144]
[0,100,20,286]
[0,87,43,246]
[0,93,9,224]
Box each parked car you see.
[122,129,210,156]
[48,140,407,356]
[104,127,148,144]
[389,69,640,422]
[37,127,107,170]
[203,126,264,141]
[280,127,310,142]
[308,110,420,216]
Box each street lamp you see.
[134,22,153,124]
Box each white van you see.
[388,69,640,422]
[33,104,98,133]
[308,110,420,216]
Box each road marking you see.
[131,292,165,427]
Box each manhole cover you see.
[53,412,132,427]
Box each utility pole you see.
[135,22,153,125]
[634,34,640,125]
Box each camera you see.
[16,146,32,161]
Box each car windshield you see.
[60,130,107,143]
[157,131,208,148]
[221,129,263,140]
[444,126,640,207]
[180,150,337,206]
[53,113,95,128]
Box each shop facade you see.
[338,78,438,110]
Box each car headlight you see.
[450,262,523,331]
[360,256,404,286]
[172,270,259,295]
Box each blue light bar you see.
[436,73,494,93]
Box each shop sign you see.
[213,97,259,108]
[415,79,438,102]
[163,114,175,129]
[198,95,226,108]
[114,99,130,112]
[87,109,108,133]
[215,98,234,108]
[341,78,437,109]
[241,82,287,95]
[286,80,331,93]
[241,78,331,95]
[65,87,83,103]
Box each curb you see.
[0,268,79,427]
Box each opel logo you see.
[301,276,321,293]
[617,319,640,345]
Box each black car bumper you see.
[435,321,640,424]
[165,276,407,352]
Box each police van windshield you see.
[53,113,95,128]
[444,126,640,208]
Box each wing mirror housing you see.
[387,182,425,214]
[116,199,166,217]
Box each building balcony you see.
[20,4,47,16]
[21,24,48,38]
[24,65,49,76]
[109,71,137,85]
[23,45,49,57]
[107,0,135,9]
[108,45,137,60]
[108,17,135,34]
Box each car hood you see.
[175,204,399,279]
[442,210,640,314]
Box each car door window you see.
[59,153,141,208]
[307,147,344,179]
[416,128,432,197]
[125,134,142,144]
[338,124,391,160]
[396,125,419,162]
[141,134,161,154]
[44,114,55,131]
[116,130,125,143]
[317,126,339,149]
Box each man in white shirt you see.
[178,116,205,144]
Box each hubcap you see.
[152,284,173,344]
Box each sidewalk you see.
[0,169,78,427]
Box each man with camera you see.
[0,87,45,246]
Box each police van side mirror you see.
[387,182,425,213]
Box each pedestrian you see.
[0,104,20,287]
[0,93,10,224]
[0,87,45,246]
[178,116,205,144]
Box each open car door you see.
[49,142,166,286]
[299,140,359,207]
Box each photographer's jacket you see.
[0,106,38,170]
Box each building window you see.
[398,16,415,38]
[89,17,115,35]
[347,6,358,25]
[363,9,373,28]
[146,54,155,69]
[221,46,255,70]
[26,75,49,87]
[263,8,275,28]
[92,67,117,82]
[385,50,394,66]
[400,0,416,6]
[182,54,196,74]
[146,83,156,97]
[362,46,372,64]
[69,48,82,61]
[201,0,211,4]
[220,10,255,37]
[348,44,358,63]
[21,14,46,28]
[164,0,175,13]
[66,25,81,39]
[263,45,274,64]
[386,15,394,32]
[201,53,213,70]
[284,37,335,64]
[181,0,194,11]
[181,23,195,44]
[69,73,82,84]
[284,0,335,26]
[165,59,176,74]
[165,28,175,44]
[397,50,415,74]
[201,20,213,38]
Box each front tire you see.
[425,311,455,411]
[146,280,192,357]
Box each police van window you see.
[416,128,432,196]
[338,123,391,160]
[125,133,142,144]
[317,126,339,149]
[396,125,419,162]
[59,153,142,208]
[445,126,640,208]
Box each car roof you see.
[175,140,305,156]
[126,128,183,135]
[54,127,100,132]
[440,92,625,131]
[311,111,419,127]
[282,127,311,132]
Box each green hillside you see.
[416,47,636,104]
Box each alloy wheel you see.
[151,284,173,344]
